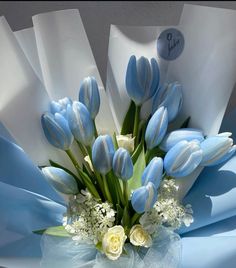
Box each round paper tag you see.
[157,28,184,61]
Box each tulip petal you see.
[160,128,204,152]
[142,157,163,189]
[42,167,78,195]
[92,135,115,175]
[145,106,168,149]
[164,140,202,177]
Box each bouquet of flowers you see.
[35,54,235,267]
[1,4,236,268]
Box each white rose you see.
[116,134,135,153]
[129,224,152,248]
[102,225,127,260]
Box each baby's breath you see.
[139,179,193,234]
[63,190,116,244]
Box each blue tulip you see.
[164,140,202,177]
[112,148,133,180]
[42,167,78,194]
[92,135,115,175]
[142,157,163,189]
[67,101,94,146]
[145,106,168,150]
[131,182,157,213]
[50,97,72,117]
[41,112,74,150]
[152,82,183,122]
[79,76,100,119]
[125,55,160,105]
[160,128,204,152]
[200,134,236,166]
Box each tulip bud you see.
[112,148,133,180]
[41,112,74,150]
[79,76,100,119]
[42,167,78,195]
[152,82,183,122]
[142,157,163,189]
[67,101,94,146]
[50,97,72,117]
[164,140,202,177]
[131,182,157,213]
[160,128,204,152]
[92,135,115,175]
[116,134,135,153]
[200,136,236,166]
[125,55,160,105]
[145,106,168,150]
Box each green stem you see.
[123,180,128,204]
[145,149,152,164]
[93,120,98,138]
[102,174,113,204]
[65,149,80,168]
[133,105,141,147]
[131,212,141,226]
[113,132,119,150]
[85,145,106,199]
[76,140,87,157]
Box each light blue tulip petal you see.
[142,157,163,189]
[79,77,100,119]
[160,83,183,122]
[164,140,202,177]
[50,101,62,114]
[145,106,168,149]
[207,145,236,166]
[92,135,115,174]
[131,186,148,213]
[113,148,133,180]
[42,167,78,195]
[131,182,157,213]
[54,113,73,147]
[200,137,233,165]
[41,112,73,150]
[149,58,160,99]
[152,82,183,122]
[67,102,94,146]
[160,128,204,152]
[137,56,151,96]
[126,55,144,105]
[174,150,202,177]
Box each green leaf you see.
[33,226,71,237]
[180,116,191,128]
[121,101,136,135]
[77,168,101,200]
[122,205,130,227]
[128,147,146,195]
[116,204,124,225]
[113,132,119,150]
[96,241,102,251]
[131,142,143,164]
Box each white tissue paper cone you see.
[0,16,73,168]
[106,4,236,199]
[32,9,117,134]
[14,27,43,83]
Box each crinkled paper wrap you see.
[40,226,181,268]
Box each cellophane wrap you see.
[40,226,181,268]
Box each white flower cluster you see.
[63,190,116,244]
[139,179,193,234]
